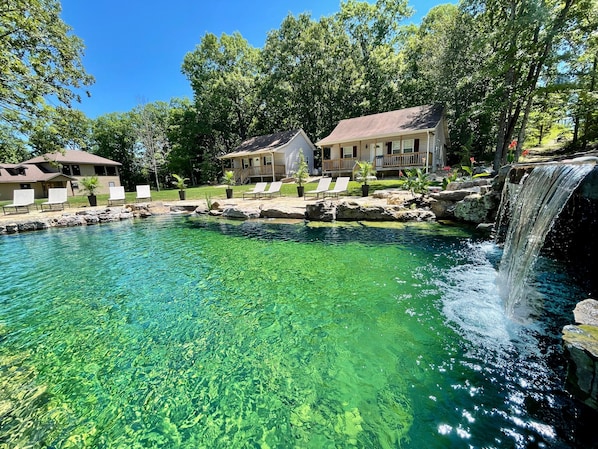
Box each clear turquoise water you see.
[0,217,594,448]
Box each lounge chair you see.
[108,186,126,206]
[41,188,68,211]
[243,182,268,199]
[2,189,35,214]
[324,177,350,199]
[262,181,282,198]
[304,177,332,200]
[135,185,152,202]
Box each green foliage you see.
[0,0,94,130]
[355,160,376,185]
[222,170,236,187]
[80,175,100,196]
[171,174,189,190]
[294,149,309,186]
[442,170,459,190]
[404,168,431,194]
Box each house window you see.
[263,155,272,166]
[242,158,249,169]
[392,141,401,154]
[403,139,414,153]
[20,184,31,189]
[342,146,356,158]
[62,165,72,175]
[106,166,117,176]
[72,165,81,175]
[94,166,106,176]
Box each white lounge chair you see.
[41,188,68,211]
[304,178,332,200]
[324,177,350,199]
[108,186,126,206]
[2,189,35,214]
[243,182,268,199]
[262,181,283,198]
[135,185,152,202]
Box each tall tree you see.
[182,32,260,153]
[28,107,91,154]
[134,101,171,190]
[0,0,94,130]
[91,112,142,191]
[259,13,361,140]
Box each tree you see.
[91,112,142,191]
[182,32,260,150]
[28,107,91,155]
[134,101,171,191]
[0,0,94,130]
[0,123,29,163]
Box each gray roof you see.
[24,150,122,166]
[316,105,444,146]
[220,129,308,159]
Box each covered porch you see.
[230,164,286,184]
[322,151,429,176]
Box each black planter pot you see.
[226,188,233,199]
[297,186,304,197]
[88,194,97,207]
[178,190,186,200]
[361,184,370,197]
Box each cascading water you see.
[496,160,597,318]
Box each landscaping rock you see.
[454,193,500,224]
[305,201,336,222]
[429,198,456,219]
[222,206,261,220]
[574,299,598,326]
[562,324,598,410]
[260,206,305,219]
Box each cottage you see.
[316,105,449,177]
[2,150,123,198]
[219,129,316,184]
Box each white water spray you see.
[496,161,595,318]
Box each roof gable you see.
[0,163,74,184]
[24,150,122,166]
[316,105,444,146]
[221,129,306,158]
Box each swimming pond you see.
[0,216,595,448]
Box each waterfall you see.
[496,161,596,318]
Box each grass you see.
[0,179,412,208]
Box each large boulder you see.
[260,206,305,219]
[305,201,336,222]
[221,206,261,220]
[563,323,598,410]
[429,198,456,219]
[454,192,501,224]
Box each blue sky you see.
[60,0,445,119]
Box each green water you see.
[0,217,594,448]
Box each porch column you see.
[426,131,431,173]
[271,152,276,181]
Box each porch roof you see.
[0,163,75,184]
[219,129,303,159]
[316,104,443,146]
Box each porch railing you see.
[232,165,286,183]
[323,152,426,173]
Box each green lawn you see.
[0,179,410,208]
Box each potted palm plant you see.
[80,175,100,206]
[223,170,235,199]
[294,149,309,197]
[172,174,189,200]
[356,161,375,197]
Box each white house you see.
[219,129,316,184]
